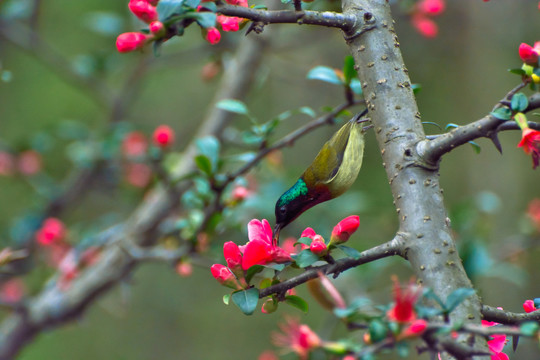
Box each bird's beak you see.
[273,224,281,246]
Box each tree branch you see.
[216,4,356,31]
[482,305,540,325]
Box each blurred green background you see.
[1,0,540,359]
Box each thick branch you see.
[482,305,540,325]
[418,91,540,165]
[217,4,355,31]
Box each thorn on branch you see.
[489,132,503,154]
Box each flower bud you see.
[523,299,537,313]
[329,215,360,246]
[129,0,158,23]
[519,43,539,65]
[149,21,165,35]
[116,32,150,53]
[223,241,243,272]
[210,264,242,290]
[309,238,327,256]
[36,218,66,246]
[205,27,221,45]
[152,125,175,147]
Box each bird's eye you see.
[279,206,287,215]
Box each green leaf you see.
[468,141,481,154]
[285,295,309,313]
[534,298,540,308]
[295,237,312,246]
[412,83,422,94]
[306,66,343,85]
[520,321,539,336]
[231,288,260,315]
[295,249,320,268]
[298,106,317,118]
[196,136,220,172]
[245,265,264,283]
[490,107,512,120]
[343,55,357,85]
[216,99,249,115]
[185,11,216,28]
[223,294,231,305]
[259,278,273,289]
[157,0,186,21]
[194,154,212,176]
[185,0,201,8]
[511,93,529,112]
[445,288,475,313]
[422,288,445,309]
[337,245,361,259]
[350,78,362,95]
[508,68,526,76]
[264,263,286,272]
[396,342,409,357]
[369,320,388,343]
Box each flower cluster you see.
[35,218,101,289]
[0,150,42,177]
[518,42,540,85]
[410,0,446,38]
[386,276,427,339]
[298,215,360,256]
[211,219,292,289]
[121,125,176,187]
[116,0,248,51]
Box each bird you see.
[273,109,369,244]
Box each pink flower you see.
[217,15,242,32]
[116,32,150,53]
[387,276,421,323]
[125,163,152,187]
[330,215,360,245]
[152,125,175,147]
[401,319,428,338]
[17,150,41,176]
[122,131,148,158]
[281,237,301,255]
[149,21,164,35]
[205,27,221,45]
[523,299,537,313]
[482,316,509,360]
[128,0,158,23]
[210,264,242,289]
[36,218,66,246]
[223,241,243,271]
[417,0,445,15]
[240,219,291,270]
[412,15,438,38]
[519,42,540,65]
[310,238,327,256]
[0,279,26,303]
[0,152,14,176]
[230,185,251,202]
[518,128,540,169]
[175,261,193,277]
[272,317,321,360]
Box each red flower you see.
[122,131,148,158]
[210,264,242,290]
[523,299,537,313]
[330,215,360,245]
[417,0,445,16]
[152,125,175,147]
[217,15,242,32]
[149,21,164,35]
[128,0,158,23]
[205,27,221,45]
[517,128,540,169]
[240,219,291,270]
[519,42,539,65]
[482,315,509,360]
[387,276,421,323]
[230,185,251,202]
[116,32,150,53]
[272,317,321,360]
[223,241,243,271]
[411,15,438,38]
[36,218,66,246]
[309,239,327,256]
[400,319,428,338]
[175,261,193,277]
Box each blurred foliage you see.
[1,0,540,359]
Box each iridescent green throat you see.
[277,178,308,207]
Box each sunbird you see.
[273,109,369,243]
